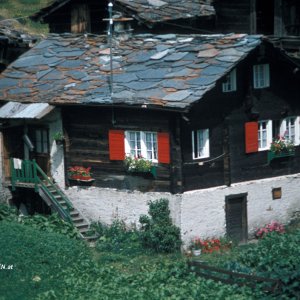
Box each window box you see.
[267,149,295,163]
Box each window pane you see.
[35,130,42,153]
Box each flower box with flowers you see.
[190,237,232,256]
[268,136,295,162]
[68,166,94,182]
[124,156,157,178]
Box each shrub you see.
[0,203,18,222]
[93,220,143,257]
[139,198,181,253]
[0,204,79,239]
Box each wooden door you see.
[2,127,24,179]
[225,194,248,243]
[29,127,50,176]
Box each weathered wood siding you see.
[46,0,107,34]
[214,0,251,34]
[62,106,174,192]
[227,45,300,184]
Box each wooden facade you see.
[62,107,177,192]
[42,0,107,34]
[57,44,300,194]
[214,0,300,36]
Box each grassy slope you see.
[0,220,257,300]
[0,0,49,34]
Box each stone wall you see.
[64,173,300,248]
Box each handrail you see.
[34,162,73,211]
[39,185,72,223]
[10,158,73,223]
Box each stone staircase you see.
[41,183,98,242]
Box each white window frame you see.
[280,116,300,145]
[258,120,272,151]
[192,129,210,159]
[125,131,158,162]
[222,69,237,92]
[253,64,270,89]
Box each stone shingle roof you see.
[31,0,215,26]
[114,0,215,26]
[0,33,262,111]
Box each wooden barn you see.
[0,32,299,243]
[30,0,215,34]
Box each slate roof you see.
[114,0,215,26]
[31,0,215,26]
[0,33,262,111]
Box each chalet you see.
[0,32,299,244]
[30,0,215,34]
[30,0,300,63]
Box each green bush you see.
[20,213,80,239]
[93,220,144,259]
[226,230,300,297]
[0,203,18,222]
[139,198,181,253]
[0,204,79,239]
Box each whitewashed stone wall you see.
[65,187,181,228]
[47,109,65,188]
[181,174,300,245]
[64,174,300,248]
[0,132,12,204]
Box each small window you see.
[280,116,300,145]
[192,129,210,159]
[258,120,272,151]
[125,131,158,161]
[253,64,270,89]
[222,69,237,92]
[34,129,49,154]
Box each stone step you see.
[75,222,89,229]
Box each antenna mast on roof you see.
[108,2,113,95]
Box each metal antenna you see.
[108,2,114,95]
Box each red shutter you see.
[245,122,258,153]
[109,130,125,160]
[157,132,170,164]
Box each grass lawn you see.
[0,0,49,34]
[0,220,258,300]
[1,204,299,299]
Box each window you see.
[258,120,272,150]
[192,129,209,159]
[222,69,237,92]
[125,131,158,161]
[253,64,270,89]
[34,129,49,153]
[280,116,300,145]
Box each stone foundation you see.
[64,173,300,247]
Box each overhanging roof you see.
[0,101,54,119]
[30,0,215,26]
[0,33,262,111]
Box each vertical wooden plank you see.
[274,0,284,36]
[71,4,91,33]
[250,0,256,34]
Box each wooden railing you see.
[10,158,73,222]
[189,260,282,294]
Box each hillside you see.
[0,0,49,34]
